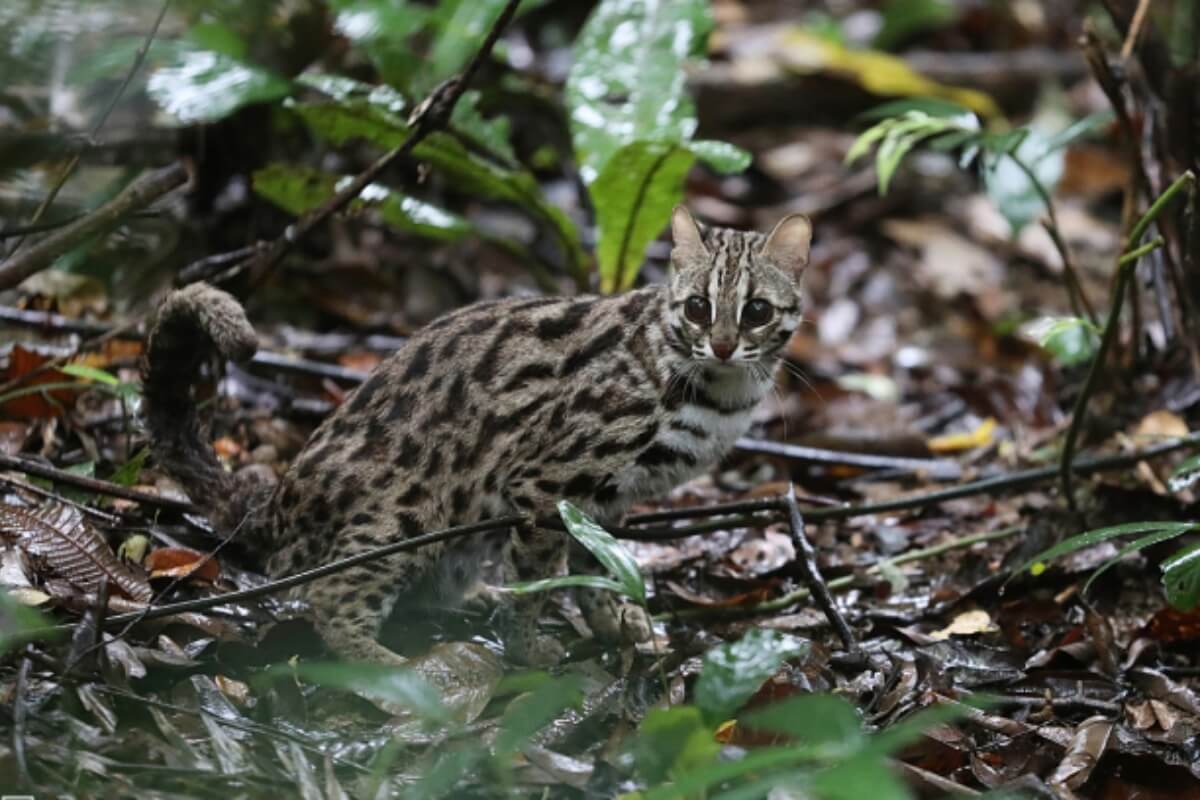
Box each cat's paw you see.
[580,591,653,644]
[507,632,566,667]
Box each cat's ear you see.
[763,214,812,278]
[670,206,708,259]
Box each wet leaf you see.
[0,587,56,654]
[1011,521,1199,581]
[811,751,912,800]
[327,0,430,89]
[270,661,448,722]
[1169,453,1200,493]
[253,163,470,241]
[146,31,291,124]
[145,546,220,583]
[1024,316,1101,366]
[496,673,585,754]
[1162,541,1200,611]
[108,447,149,488]
[1082,528,1191,598]
[506,573,625,596]
[0,502,152,601]
[694,628,810,723]
[0,345,76,418]
[558,500,645,604]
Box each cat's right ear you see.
[670,206,708,261]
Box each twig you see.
[176,243,265,286]
[1060,171,1196,510]
[782,486,854,649]
[661,526,1022,622]
[0,162,189,291]
[1120,0,1152,60]
[736,437,962,481]
[6,0,171,258]
[1007,152,1098,325]
[13,648,33,789]
[236,0,521,282]
[0,475,122,525]
[0,453,195,513]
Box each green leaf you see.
[741,693,863,755]
[328,0,430,89]
[0,589,56,655]
[635,706,722,786]
[811,752,912,800]
[60,364,120,386]
[407,745,486,800]
[1082,528,1193,598]
[557,501,646,604]
[641,744,817,800]
[506,574,625,596]
[264,661,447,722]
[108,447,149,488]
[566,0,712,184]
[450,90,517,165]
[252,163,470,241]
[873,0,957,51]
[1162,541,1200,611]
[495,673,585,753]
[1026,316,1101,366]
[592,141,694,292]
[1169,453,1200,493]
[694,629,811,724]
[290,100,586,280]
[146,41,291,124]
[688,140,753,174]
[1010,521,1200,582]
[983,127,1062,233]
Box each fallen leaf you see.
[145,547,220,583]
[0,345,76,418]
[929,609,997,640]
[929,418,997,454]
[1133,410,1189,440]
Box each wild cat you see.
[142,207,812,665]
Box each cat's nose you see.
[711,340,735,360]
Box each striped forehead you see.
[703,228,764,312]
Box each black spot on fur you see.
[347,373,383,414]
[397,483,426,505]
[562,473,597,497]
[351,512,374,526]
[394,436,419,469]
[402,341,432,381]
[637,444,697,468]
[534,479,561,495]
[560,325,623,375]
[500,362,555,392]
[536,300,595,340]
[396,512,422,536]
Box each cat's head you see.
[666,207,811,366]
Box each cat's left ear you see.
[763,214,812,278]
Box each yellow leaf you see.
[778,31,1001,120]
[928,417,997,454]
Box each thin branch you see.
[736,437,962,481]
[661,526,1022,622]
[236,0,522,282]
[0,453,195,513]
[7,0,171,257]
[1120,0,1153,60]
[1060,171,1196,509]
[13,649,33,789]
[0,162,189,291]
[782,486,855,649]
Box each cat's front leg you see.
[503,516,569,666]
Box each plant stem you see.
[1059,170,1196,510]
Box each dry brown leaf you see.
[0,502,151,601]
[0,345,76,418]
[145,547,220,583]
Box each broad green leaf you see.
[290,100,586,280]
[635,706,722,786]
[741,693,863,755]
[187,21,249,59]
[506,574,625,595]
[1169,454,1200,493]
[983,127,1062,233]
[298,71,408,115]
[1025,316,1101,366]
[1082,528,1193,598]
[688,140,753,174]
[61,364,120,386]
[495,673,585,753]
[407,745,486,800]
[0,589,56,655]
[557,501,645,604]
[593,141,695,293]
[109,447,150,489]
[694,629,811,724]
[328,0,429,89]
[873,0,957,51]
[265,661,447,722]
[811,752,912,800]
[862,697,979,757]
[252,163,470,241]
[423,0,544,94]
[1162,541,1200,611]
[450,90,517,165]
[146,39,291,124]
[1010,521,1200,582]
[641,744,817,800]
[566,0,712,184]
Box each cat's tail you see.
[142,283,273,544]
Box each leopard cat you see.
[142,207,812,667]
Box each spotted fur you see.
[142,208,812,666]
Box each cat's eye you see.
[684,296,711,325]
[741,299,773,327]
